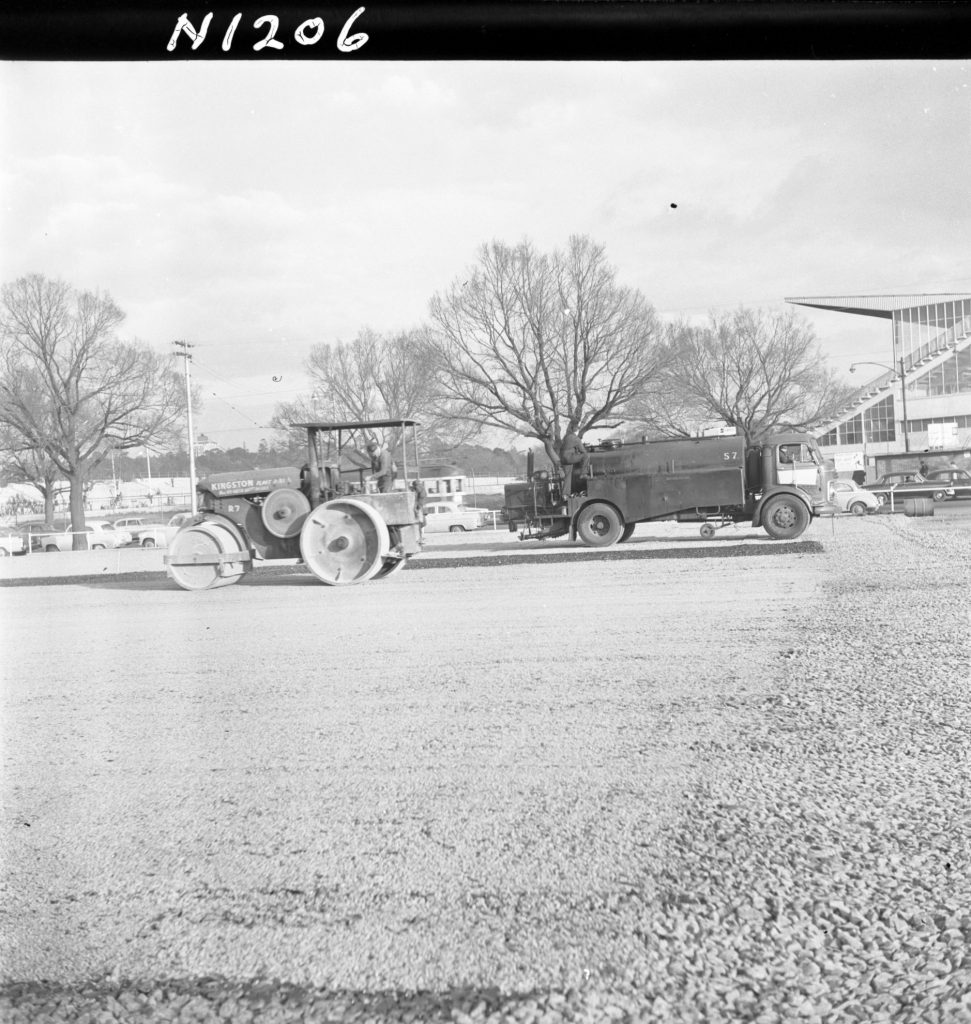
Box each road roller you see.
[164,419,424,590]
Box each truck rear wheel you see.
[761,495,810,540]
[576,502,624,547]
[620,522,636,543]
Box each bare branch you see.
[428,235,666,463]
[630,308,855,444]
[0,274,186,547]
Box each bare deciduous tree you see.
[0,423,63,523]
[0,274,186,548]
[632,308,855,444]
[272,326,477,455]
[428,235,666,467]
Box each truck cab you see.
[756,434,834,502]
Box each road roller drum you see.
[299,498,391,586]
[165,517,250,591]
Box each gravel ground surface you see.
[1,515,969,1023]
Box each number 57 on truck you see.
[503,431,838,546]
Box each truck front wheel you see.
[576,502,624,547]
[761,495,810,540]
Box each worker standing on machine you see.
[365,439,395,493]
[559,428,590,498]
[410,478,427,538]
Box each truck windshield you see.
[779,443,820,465]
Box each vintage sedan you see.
[43,523,125,551]
[18,521,62,553]
[131,512,194,548]
[925,468,971,499]
[423,503,487,533]
[862,473,954,505]
[87,520,133,546]
[112,516,171,546]
[113,516,151,538]
[829,480,881,515]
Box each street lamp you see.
[849,358,910,453]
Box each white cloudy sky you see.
[2,59,969,449]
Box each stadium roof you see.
[785,294,971,319]
[290,419,420,430]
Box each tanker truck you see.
[503,431,837,546]
[164,419,424,590]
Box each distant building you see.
[786,293,971,475]
[407,462,466,503]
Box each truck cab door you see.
[776,443,820,489]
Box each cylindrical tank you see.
[903,497,934,517]
[760,444,775,489]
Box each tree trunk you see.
[542,437,561,470]
[42,469,59,525]
[69,473,88,550]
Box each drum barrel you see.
[902,497,934,518]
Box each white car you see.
[112,516,171,546]
[0,532,27,556]
[43,523,125,551]
[87,520,133,546]
[423,503,487,533]
[133,512,194,548]
[829,480,881,516]
[113,517,150,536]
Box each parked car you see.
[862,472,954,505]
[18,521,62,553]
[925,468,971,499]
[87,520,133,546]
[829,480,881,515]
[112,516,169,546]
[423,503,487,533]
[132,512,193,548]
[43,523,125,551]
[0,531,27,556]
[460,505,504,528]
[113,516,150,535]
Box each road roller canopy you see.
[295,418,424,508]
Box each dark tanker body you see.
[504,432,836,546]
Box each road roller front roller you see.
[165,516,251,591]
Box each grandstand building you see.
[786,294,971,477]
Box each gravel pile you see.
[629,515,971,1024]
[2,516,968,1023]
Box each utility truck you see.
[504,432,836,546]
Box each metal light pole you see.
[145,448,153,510]
[174,340,198,514]
[850,359,910,453]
